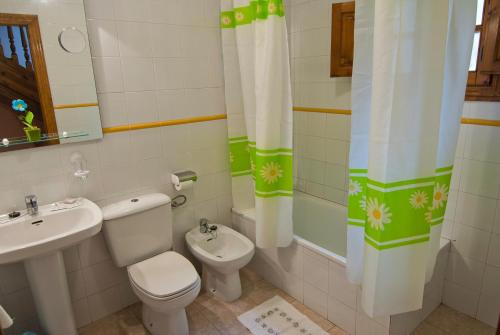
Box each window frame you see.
[465,0,500,101]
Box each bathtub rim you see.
[231,207,451,269]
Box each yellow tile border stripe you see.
[54,102,99,110]
[460,117,500,127]
[293,106,500,127]
[57,105,498,134]
[293,106,352,115]
[102,114,227,134]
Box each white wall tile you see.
[329,261,357,309]
[87,20,119,57]
[464,126,500,163]
[476,294,500,327]
[443,281,480,316]
[328,296,356,334]
[0,263,29,295]
[486,234,500,267]
[92,57,124,93]
[84,0,115,19]
[112,0,151,21]
[124,91,158,124]
[452,223,491,262]
[481,265,500,299]
[356,312,389,335]
[87,286,123,321]
[116,21,153,57]
[445,253,485,292]
[82,259,127,295]
[121,57,155,92]
[494,200,500,234]
[304,282,328,318]
[303,248,329,292]
[455,192,497,232]
[72,298,92,328]
[460,159,500,199]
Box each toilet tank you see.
[101,193,173,267]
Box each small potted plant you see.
[11,99,41,142]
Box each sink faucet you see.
[25,195,38,215]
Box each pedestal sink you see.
[0,199,103,335]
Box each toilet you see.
[186,222,254,302]
[101,193,200,335]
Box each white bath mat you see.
[238,296,329,335]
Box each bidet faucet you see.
[25,195,38,215]
[200,218,209,233]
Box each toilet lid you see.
[128,251,199,298]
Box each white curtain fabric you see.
[346,0,476,317]
[221,0,294,248]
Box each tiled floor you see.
[78,267,496,335]
[413,304,496,335]
[78,267,346,335]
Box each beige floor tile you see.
[240,268,263,283]
[79,269,496,335]
[78,308,148,335]
[425,305,495,335]
[412,322,449,335]
[291,301,334,331]
[328,326,349,335]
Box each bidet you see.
[186,223,255,301]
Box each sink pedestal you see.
[24,251,78,335]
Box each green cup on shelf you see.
[24,127,41,142]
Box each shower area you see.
[230,0,453,333]
[289,0,351,259]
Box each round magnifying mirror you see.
[58,27,86,54]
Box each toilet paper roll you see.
[0,305,13,329]
[174,180,193,191]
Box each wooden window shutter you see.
[330,1,355,77]
[480,0,500,74]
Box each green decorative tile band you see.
[229,137,293,198]
[221,0,285,29]
[347,167,452,250]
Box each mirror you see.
[0,4,102,153]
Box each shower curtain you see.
[220,0,294,248]
[346,0,476,317]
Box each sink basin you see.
[0,199,102,335]
[0,199,102,264]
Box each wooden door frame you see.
[0,13,58,136]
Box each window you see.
[466,0,500,101]
[330,2,355,77]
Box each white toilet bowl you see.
[127,251,200,335]
[101,194,201,335]
[186,224,254,301]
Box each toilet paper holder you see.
[171,170,197,190]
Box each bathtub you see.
[231,190,450,335]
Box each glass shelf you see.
[1,131,89,148]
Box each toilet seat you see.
[128,251,200,300]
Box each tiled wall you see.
[232,211,450,335]
[293,112,350,205]
[289,0,352,204]
[442,101,500,328]
[0,0,231,334]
